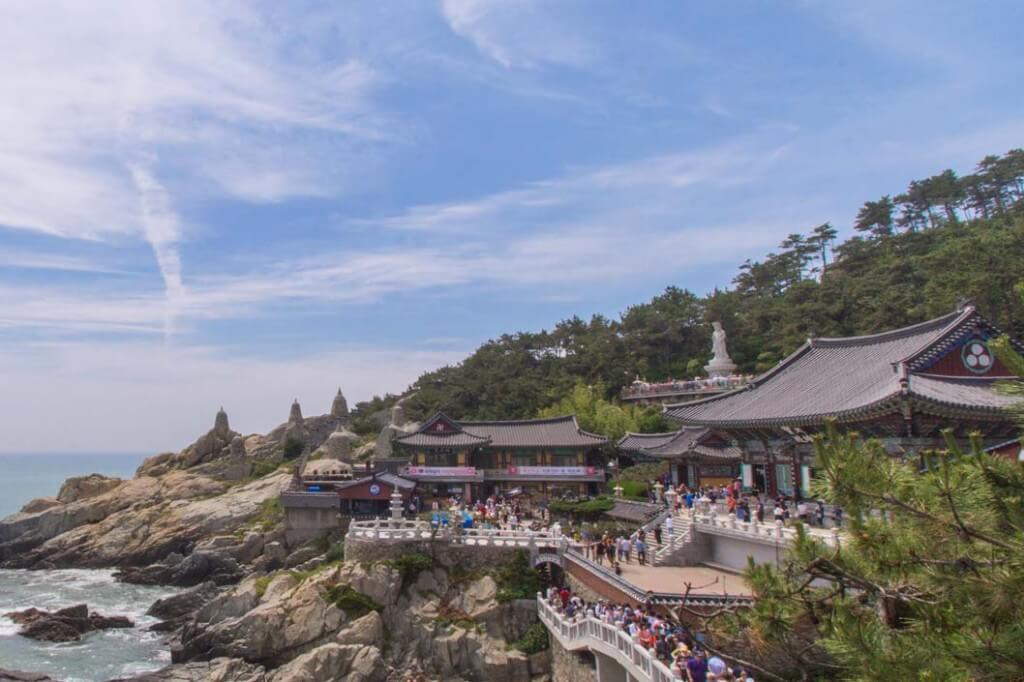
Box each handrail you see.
[537,595,678,682]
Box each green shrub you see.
[495,550,542,603]
[514,623,550,654]
[548,496,615,520]
[324,542,345,564]
[282,437,305,460]
[326,584,382,618]
[385,553,434,588]
[249,498,284,532]
[250,459,280,478]
[617,480,648,499]
[254,575,273,598]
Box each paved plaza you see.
[616,561,752,597]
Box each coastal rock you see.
[19,498,61,514]
[57,474,122,504]
[114,657,266,682]
[119,550,243,587]
[147,581,221,622]
[7,604,133,642]
[335,611,384,646]
[268,643,385,682]
[7,471,289,570]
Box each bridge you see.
[538,593,679,682]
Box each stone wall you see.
[550,638,596,682]
[565,562,638,606]
[708,534,786,570]
[284,507,338,547]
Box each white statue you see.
[711,321,732,362]
[705,321,738,378]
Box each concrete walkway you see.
[614,561,752,597]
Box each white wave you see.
[0,615,20,636]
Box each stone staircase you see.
[648,508,709,566]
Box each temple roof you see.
[618,431,682,451]
[665,306,1021,430]
[394,412,608,449]
[618,428,741,460]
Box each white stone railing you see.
[346,519,571,548]
[537,595,677,682]
[690,509,842,549]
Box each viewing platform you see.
[620,375,752,406]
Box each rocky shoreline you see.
[0,397,552,682]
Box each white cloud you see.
[439,0,596,69]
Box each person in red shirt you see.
[559,587,570,608]
[637,623,656,649]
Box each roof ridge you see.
[811,308,967,348]
[458,414,576,426]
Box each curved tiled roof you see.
[665,306,1018,429]
[617,431,682,451]
[394,413,608,449]
[459,415,608,448]
[618,428,741,460]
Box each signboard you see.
[405,466,477,477]
[800,465,811,495]
[741,463,753,488]
[506,466,597,476]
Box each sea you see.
[0,453,177,681]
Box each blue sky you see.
[1,1,1022,453]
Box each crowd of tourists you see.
[665,481,844,529]
[622,375,752,398]
[544,585,755,681]
[427,494,549,531]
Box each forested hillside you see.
[382,149,1024,423]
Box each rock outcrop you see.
[57,473,122,503]
[0,670,57,682]
[173,551,549,682]
[6,604,133,642]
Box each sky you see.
[1,1,1022,454]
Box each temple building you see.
[664,305,1022,497]
[618,429,742,489]
[393,412,609,501]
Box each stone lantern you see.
[613,483,624,498]
[389,488,404,524]
[653,481,664,503]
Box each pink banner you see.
[506,466,597,476]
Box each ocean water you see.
[0,454,174,679]
[0,453,146,518]
[0,569,175,681]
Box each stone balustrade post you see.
[831,528,841,548]
[775,520,784,538]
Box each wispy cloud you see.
[0,2,389,334]
[439,0,597,69]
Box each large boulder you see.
[147,581,221,622]
[268,643,385,682]
[57,474,122,504]
[6,604,133,642]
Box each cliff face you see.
[153,557,550,682]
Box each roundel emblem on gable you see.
[369,483,382,496]
[961,339,993,374]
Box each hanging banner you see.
[800,464,811,495]
[506,466,597,476]
[405,466,477,477]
